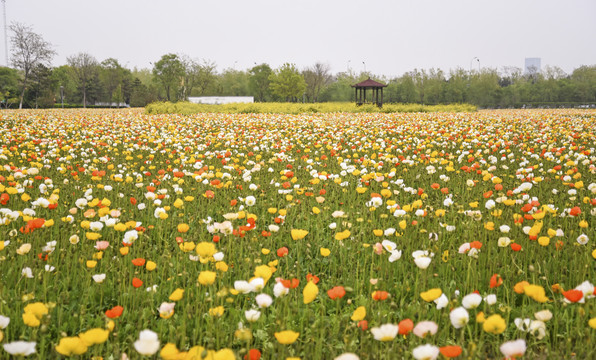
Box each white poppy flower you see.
[449,307,469,329]
[412,344,440,360]
[370,323,399,341]
[133,329,160,356]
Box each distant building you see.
[524,58,541,75]
[188,96,254,105]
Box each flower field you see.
[0,108,594,359]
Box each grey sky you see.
[5,0,596,77]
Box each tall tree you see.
[152,54,184,101]
[9,23,55,109]
[0,66,19,108]
[269,63,306,102]
[67,52,99,108]
[303,62,332,102]
[248,64,273,102]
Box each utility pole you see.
[2,0,7,66]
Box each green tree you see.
[249,63,273,102]
[26,64,54,108]
[269,63,306,102]
[0,66,20,108]
[152,54,184,101]
[318,71,356,102]
[303,62,332,102]
[99,58,132,105]
[570,65,596,102]
[67,52,99,108]
[469,68,501,107]
[218,69,250,96]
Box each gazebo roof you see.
[351,78,387,88]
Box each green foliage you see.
[145,101,477,114]
[152,54,184,101]
[269,63,307,102]
[0,67,20,108]
[249,64,273,102]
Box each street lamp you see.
[60,86,64,108]
[470,57,480,74]
[362,61,366,74]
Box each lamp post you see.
[362,61,366,74]
[470,57,480,75]
[60,86,64,108]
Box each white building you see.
[524,58,541,75]
[188,96,254,105]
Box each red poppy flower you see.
[230,199,238,206]
[563,289,583,303]
[440,345,462,358]
[398,319,414,335]
[132,277,143,288]
[511,243,522,251]
[244,349,262,360]
[306,274,320,284]
[489,274,503,288]
[277,247,289,257]
[105,305,124,318]
[132,258,146,266]
[327,286,346,300]
[0,193,9,205]
[357,320,368,330]
[130,197,137,205]
[212,235,220,243]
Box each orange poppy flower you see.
[357,320,368,330]
[470,241,483,249]
[372,291,389,301]
[511,243,522,252]
[281,278,300,289]
[277,247,289,257]
[483,191,493,198]
[204,190,215,199]
[327,286,346,300]
[130,197,137,205]
[569,206,581,217]
[132,258,146,267]
[212,235,220,243]
[105,305,124,318]
[132,277,143,288]
[440,345,462,358]
[489,274,503,288]
[563,289,583,303]
[398,319,414,335]
[230,199,238,206]
[244,349,262,360]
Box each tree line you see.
[2,23,595,109]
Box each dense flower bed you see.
[0,108,594,359]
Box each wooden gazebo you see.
[352,78,387,107]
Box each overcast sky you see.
[5,0,596,77]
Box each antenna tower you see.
[2,0,7,66]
